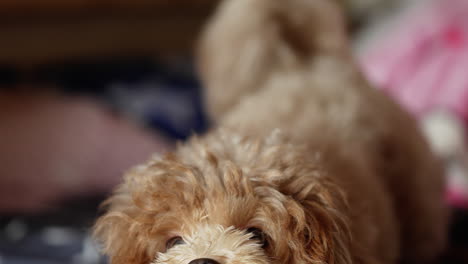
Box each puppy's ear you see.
[266,165,353,264]
[296,187,353,263]
[93,184,155,264]
[93,156,195,264]
[297,196,352,264]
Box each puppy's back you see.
[198,0,448,263]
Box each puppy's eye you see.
[247,227,268,248]
[166,236,185,250]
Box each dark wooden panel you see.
[0,0,217,18]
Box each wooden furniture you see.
[0,0,217,67]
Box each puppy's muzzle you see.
[188,258,220,264]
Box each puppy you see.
[94,0,448,263]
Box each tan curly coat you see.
[94,0,448,263]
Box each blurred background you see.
[0,0,467,263]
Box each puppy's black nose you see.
[188,258,220,264]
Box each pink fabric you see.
[361,0,468,121]
[447,189,468,209]
[359,0,468,208]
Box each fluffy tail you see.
[197,0,349,121]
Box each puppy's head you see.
[94,132,351,264]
